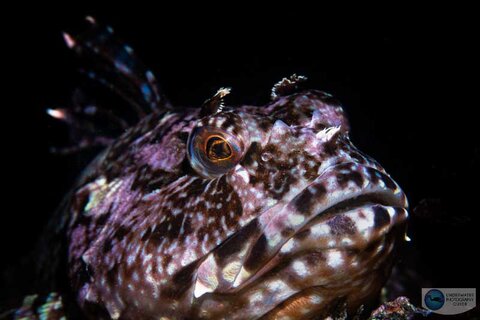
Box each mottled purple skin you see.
[32,16,410,320]
[64,89,408,319]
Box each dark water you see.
[2,8,478,319]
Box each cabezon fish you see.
[14,18,409,320]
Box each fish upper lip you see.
[288,162,408,237]
[312,190,406,220]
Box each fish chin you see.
[249,201,408,319]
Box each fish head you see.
[68,88,408,319]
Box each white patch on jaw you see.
[249,291,264,304]
[311,223,331,237]
[355,213,374,232]
[234,165,250,184]
[233,268,250,288]
[292,260,308,277]
[194,280,214,298]
[280,238,295,253]
[387,207,397,221]
[310,295,323,304]
[222,261,242,282]
[268,279,287,292]
[268,232,282,247]
[327,251,344,268]
[288,214,305,226]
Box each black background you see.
[1,7,478,319]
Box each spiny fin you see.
[47,89,126,155]
[200,87,231,117]
[63,16,171,119]
[271,74,308,100]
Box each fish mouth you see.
[193,162,408,318]
[235,185,408,318]
[231,162,409,289]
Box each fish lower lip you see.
[229,200,408,298]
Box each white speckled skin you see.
[64,89,407,319]
[43,19,409,320]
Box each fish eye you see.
[187,126,244,178]
[205,135,232,161]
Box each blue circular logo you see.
[425,289,445,310]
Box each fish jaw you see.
[190,161,408,318]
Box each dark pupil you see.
[206,137,232,160]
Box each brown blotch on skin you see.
[162,262,201,299]
[366,167,380,184]
[381,173,397,190]
[240,142,261,167]
[271,171,294,200]
[219,113,238,131]
[147,221,170,246]
[337,170,364,189]
[294,228,311,240]
[168,214,185,239]
[350,149,367,165]
[344,247,361,257]
[294,189,314,214]
[258,118,273,131]
[244,234,268,271]
[161,254,173,269]
[95,212,109,227]
[281,227,295,238]
[305,250,326,267]
[102,240,112,254]
[294,184,327,215]
[214,219,260,263]
[113,226,129,241]
[303,154,321,181]
[373,206,391,229]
